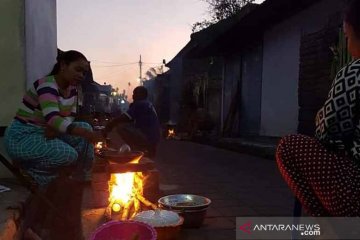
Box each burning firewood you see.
[105,205,111,220]
[121,198,134,220]
[130,197,141,219]
[136,194,157,210]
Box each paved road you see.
[1,133,297,239]
[154,140,295,240]
[83,139,297,240]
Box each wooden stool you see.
[0,153,81,239]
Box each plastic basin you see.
[90,220,157,240]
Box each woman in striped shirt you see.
[4,50,103,185]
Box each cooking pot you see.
[158,194,211,228]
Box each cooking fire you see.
[93,143,158,221]
[106,169,157,220]
[167,129,176,139]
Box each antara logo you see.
[239,221,252,234]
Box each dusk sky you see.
[57,0,264,95]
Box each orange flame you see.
[95,142,104,149]
[167,129,175,139]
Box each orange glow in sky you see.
[57,0,265,95]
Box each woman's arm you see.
[67,125,103,143]
[36,77,104,142]
[36,77,73,133]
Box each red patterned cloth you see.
[276,134,360,216]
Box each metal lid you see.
[133,209,182,227]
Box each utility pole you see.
[139,55,143,85]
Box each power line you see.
[92,70,136,79]
[93,70,140,82]
[90,60,137,64]
[142,62,163,65]
[91,62,138,68]
[99,66,138,76]
[90,60,163,65]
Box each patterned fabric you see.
[277,135,360,216]
[4,120,94,186]
[15,75,77,133]
[315,59,360,164]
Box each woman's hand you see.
[68,126,105,143]
[44,126,59,139]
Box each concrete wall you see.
[168,58,183,124]
[25,0,57,87]
[0,0,26,127]
[260,0,345,136]
[239,45,262,136]
[223,56,241,128]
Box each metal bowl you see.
[170,208,208,228]
[158,194,211,228]
[158,194,211,211]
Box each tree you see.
[192,0,254,32]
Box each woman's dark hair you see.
[344,0,360,37]
[49,50,88,75]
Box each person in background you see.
[276,0,360,216]
[104,86,161,158]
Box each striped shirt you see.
[15,75,77,133]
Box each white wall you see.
[0,0,57,178]
[260,0,345,136]
[25,0,57,86]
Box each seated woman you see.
[276,0,360,217]
[4,50,104,186]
